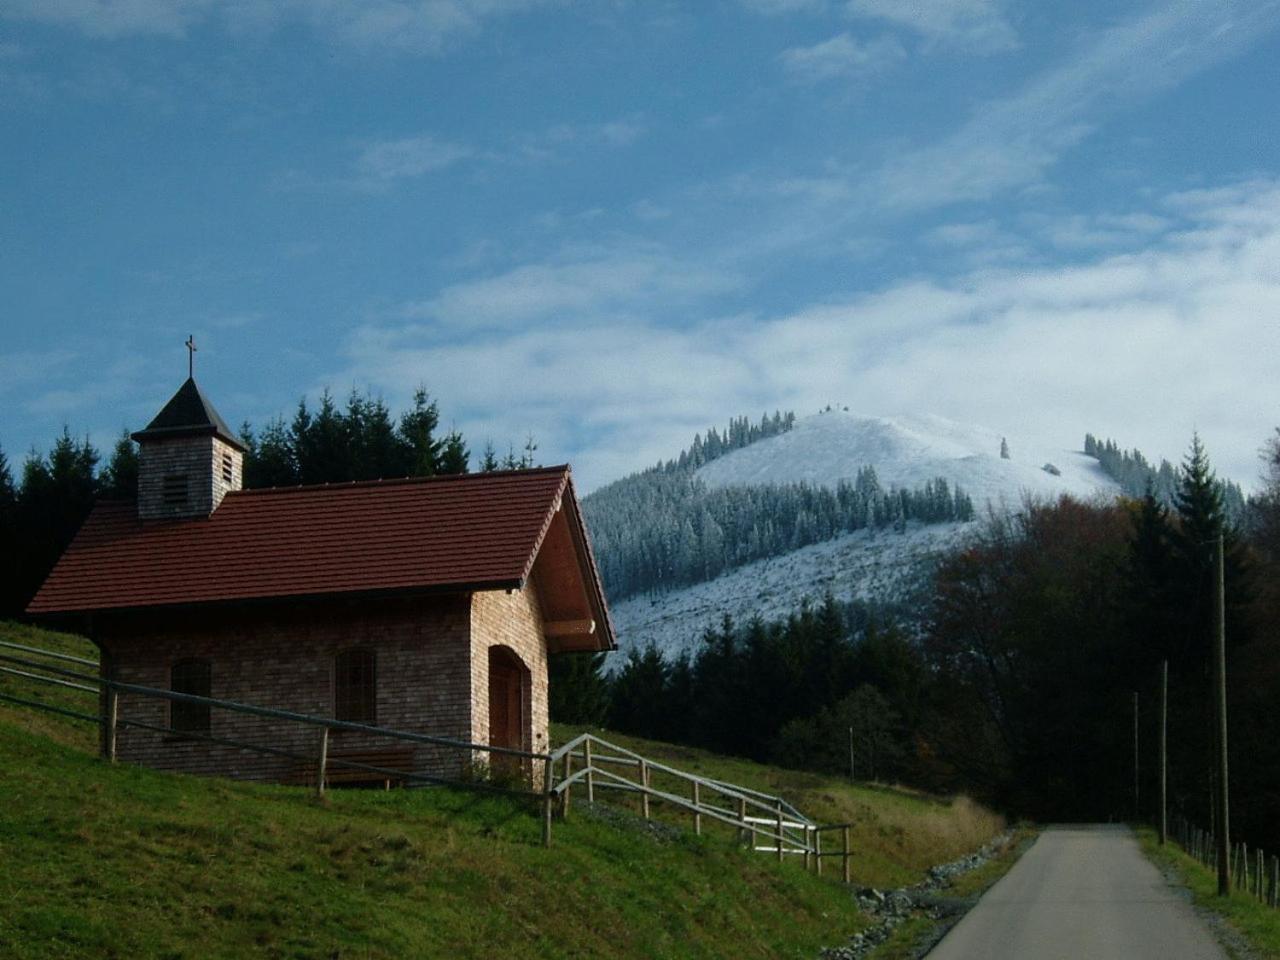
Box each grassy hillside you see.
[552,725,1004,890]
[0,622,1004,959]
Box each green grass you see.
[0,622,1007,959]
[554,724,1006,890]
[1138,827,1280,959]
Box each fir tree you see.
[99,430,139,498]
[1000,437,1010,460]
[548,652,610,725]
[479,441,500,473]
[439,430,470,475]
[0,443,17,512]
[520,434,539,470]
[398,387,442,477]
[243,416,298,488]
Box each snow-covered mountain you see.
[696,411,1117,510]
[605,411,1120,666]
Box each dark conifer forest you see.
[586,428,1280,856]
[6,397,1280,856]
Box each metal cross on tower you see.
[186,335,197,379]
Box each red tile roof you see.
[27,467,601,619]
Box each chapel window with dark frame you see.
[334,648,376,724]
[170,658,211,734]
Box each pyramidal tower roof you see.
[131,377,246,452]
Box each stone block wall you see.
[470,583,550,773]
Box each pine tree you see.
[351,392,405,480]
[439,430,470,474]
[548,652,610,725]
[520,434,539,470]
[398,387,442,477]
[479,441,500,473]
[1000,437,1010,460]
[99,430,139,498]
[243,416,298,488]
[1170,434,1250,664]
[0,443,17,512]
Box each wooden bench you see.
[288,747,417,790]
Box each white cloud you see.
[326,179,1280,493]
[3,0,215,39]
[845,0,1016,52]
[516,117,649,161]
[2,0,564,51]
[779,32,905,83]
[741,0,827,13]
[353,135,473,186]
[866,1,1280,214]
[404,251,740,329]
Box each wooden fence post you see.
[584,739,595,804]
[105,685,119,764]
[640,760,651,820]
[316,726,329,799]
[692,780,701,836]
[776,803,784,864]
[815,828,823,877]
[737,797,747,846]
[842,825,852,884]
[1270,855,1278,908]
[803,827,811,872]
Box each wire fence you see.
[1169,813,1280,908]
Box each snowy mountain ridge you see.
[696,410,1119,509]
[606,409,1122,666]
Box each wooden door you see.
[488,647,525,777]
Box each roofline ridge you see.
[225,464,571,497]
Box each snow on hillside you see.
[607,521,974,668]
[604,411,1124,666]
[696,411,1119,510]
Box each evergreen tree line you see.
[1085,432,1246,517]
[238,387,540,488]
[595,597,924,783]
[0,387,533,618]
[584,467,975,601]
[654,411,798,476]
[571,430,1280,854]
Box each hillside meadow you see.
[0,622,1003,959]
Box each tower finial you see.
[186,335,197,379]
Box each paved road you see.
[927,825,1225,960]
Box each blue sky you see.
[2,0,1279,492]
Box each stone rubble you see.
[820,830,1015,960]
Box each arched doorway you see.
[488,646,529,777]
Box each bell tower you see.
[131,339,245,521]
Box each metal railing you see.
[1,637,855,873]
[548,732,855,880]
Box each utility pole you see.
[1159,659,1168,846]
[1133,691,1140,818]
[1213,533,1230,896]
